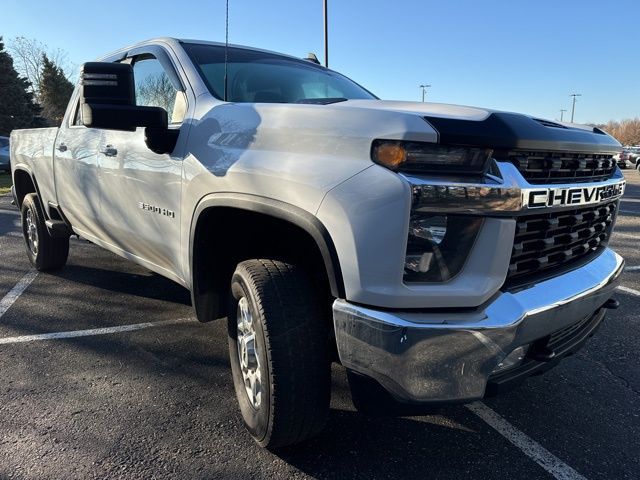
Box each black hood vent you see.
[423,112,621,155]
[532,118,567,129]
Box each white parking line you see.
[620,198,640,203]
[466,402,587,480]
[0,317,195,345]
[0,271,38,319]
[613,232,637,239]
[625,265,640,271]
[617,285,640,297]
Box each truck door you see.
[54,95,105,239]
[98,50,188,279]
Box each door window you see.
[132,56,186,124]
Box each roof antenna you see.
[224,0,229,101]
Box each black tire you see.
[21,193,69,271]
[228,259,330,448]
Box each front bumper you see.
[333,247,623,404]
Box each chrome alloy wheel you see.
[25,207,38,256]
[236,296,262,409]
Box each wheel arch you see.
[12,167,40,210]
[189,194,345,323]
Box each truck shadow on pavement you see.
[274,402,522,480]
[49,263,192,306]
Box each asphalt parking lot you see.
[0,172,639,480]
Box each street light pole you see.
[560,109,567,121]
[323,0,328,67]
[570,93,582,123]
[419,84,431,102]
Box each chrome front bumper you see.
[333,248,624,404]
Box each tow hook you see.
[603,298,620,310]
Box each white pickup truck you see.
[10,38,626,448]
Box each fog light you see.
[405,252,434,273]
[404,214,483,283]
[492,345,529,374]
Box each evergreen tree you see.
[0,36,41,137]
[39,54,74,126]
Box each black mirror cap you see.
[145,127,179,155]
[82,103,168,131]
[80,62,135,106]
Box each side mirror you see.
[80,62,167,131]
[79,62,178,154]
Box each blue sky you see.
[3,0,638,124]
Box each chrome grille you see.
[506,201,617,284]
[500,151,616,184]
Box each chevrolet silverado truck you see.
[10,38,626,448]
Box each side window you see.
[72,99,83,126]
[132,56,186,124]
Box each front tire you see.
[228,259,330,448]
[21,193,69,271]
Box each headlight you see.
[371,140,492,175]
[404,214,483,282]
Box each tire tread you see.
[232,259,330,448]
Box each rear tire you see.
[21,193,69,271]
[228,259,330,448]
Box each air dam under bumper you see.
[333,248,623,404]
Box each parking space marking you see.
[617,285,640,297]
[0,317,195,345]
[466,402,587,480]
[614,231,637,239]
[625,265,640,271]
[0,270,38,319]
[621,198,640,203]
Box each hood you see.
[336,100,622,155]
[342,99,493,121]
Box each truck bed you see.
[11,127,59,214]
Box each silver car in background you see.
[0,136,10,172]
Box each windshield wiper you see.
[295,97,349,105]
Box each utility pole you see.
[570,93,582,123]
[419,84,431,102]
[323,0,328,67]
[560,109,567,121]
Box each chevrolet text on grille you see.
[525,181,626,209]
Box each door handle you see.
[57,144,67,152]
[100,145,118,157]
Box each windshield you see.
[0,138,8,148]
[183,43,376,104]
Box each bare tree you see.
[137,74,176,118]
[597,118,640,146]
[8,36,75,100]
